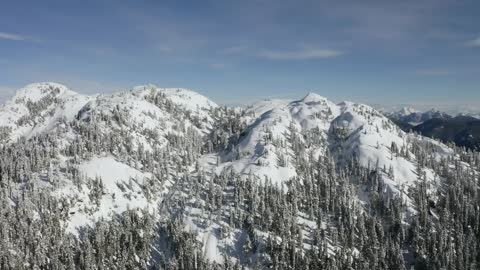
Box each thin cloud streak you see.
[0,32,26,41]
[259,48,343,60]
[466,37,480,47]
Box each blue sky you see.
[0,0,479,107]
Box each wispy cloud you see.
[259,48,342,60]
[222,46,247,55]
[415,69,453,76]
[0,31,41,43]
[0,32,26,41]
[466,37,480,47]
[157,46,174,54]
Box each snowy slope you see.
[0,83,218,235]
[181,94,459,263]
[331,102,442,204]
[332,102,414,181]
[58,87,215,231]
[55,156,156,234]
[219,93,340,185]
[133,85,218,125]
[220,94,450,203]
[158,87,217,112]
[1,82,470,268]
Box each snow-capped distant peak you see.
[398,106,418,116]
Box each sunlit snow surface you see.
[56,156,154,234]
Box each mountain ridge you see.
[0,82,478,269]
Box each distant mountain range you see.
[385,107,480,150]
[386,107,451,125]
[413,116,480,151]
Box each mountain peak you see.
[398,106,418,116]
[299,92,328,104]
[132,85,217,109]
[12,82,76,103]
[159,88,218,111]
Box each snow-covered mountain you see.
[215,94,444,199]
[0,83,217,231]
[389,106,419,118]
[459,113,480,119]
[1,83,478,269]
[385,107,451,126]
[0,82,92,142]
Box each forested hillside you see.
[0,83,479,269]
